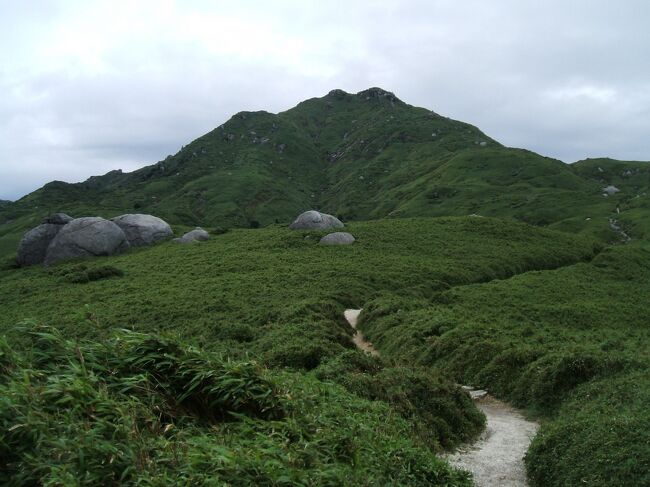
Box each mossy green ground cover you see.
[360,244,650,486]
[0,217,601,485]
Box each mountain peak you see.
[327,88,350,98]
[325,87,401,103]
[4,86,643,244]
[356,87,400,103]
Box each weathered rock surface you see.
[44,217,130,265]
[319,232,355,246]
[289,210,344,230]
[42,213,73,225]
[17,224,65,266]
[173,227,210,244]
[603,185,620,195]
[112,214,173,247]
[17,213,76,265]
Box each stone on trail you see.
[112,214,173,247]
[44,217,130,265]
[289,210,344,230]
[319,232,355,246]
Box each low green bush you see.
[316,353,485,451]
[0,328,473,486]
[50,264,124,283]
[526,372,650,486]
[359,245,650,485]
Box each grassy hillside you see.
[0,217,600,484]
[2,87,648,261]
[359,244,650,486]
[1,86,649,485]
[572,157,650,240]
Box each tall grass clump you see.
[0,326,475,486]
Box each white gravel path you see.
[446,395,539,486]
[343,308,539,487]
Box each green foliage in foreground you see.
[360,245,650,486]
[0,217,599,484]
[315,351,485,451]
[0,327,472,486]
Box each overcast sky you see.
[2,0,650,200]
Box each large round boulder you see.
[111,214,173,247]
[44,217,130,265]
[173,227,210,244]
[17,224,65,266]
[319,232,355,246]
[289,210,344,230]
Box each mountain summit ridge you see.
[0,87,648,256]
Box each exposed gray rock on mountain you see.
[44,217,130,265]
[42,213,73,225]
[17,224,64,266]
[112,214,173,247]
[289,211,344,230]
[173,227,210,244]
[319,232,355,245]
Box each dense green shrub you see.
[316,353,485,451]
[49,263,124,283]
[359,244,650,485]
[526,372,650,486]
[0,328,473,486]
[512,351,635,411]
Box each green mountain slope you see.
[572,157,650,238]
[3,87,648,260]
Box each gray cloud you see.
[1,0,649,200]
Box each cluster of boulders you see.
[289,210,355,246]
[42,217,133,266]
[16,209,352,267]
[17,213,178,266]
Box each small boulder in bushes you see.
[173,227,210,244]
[320,232,355,246]
[289,210,344,230]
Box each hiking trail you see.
[344,308,539,487]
